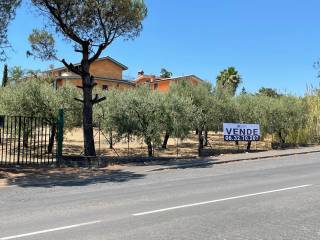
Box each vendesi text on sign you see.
[223,123,260,141]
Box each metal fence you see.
[0,116,57,165]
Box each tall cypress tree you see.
[2,64,8,87]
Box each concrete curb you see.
[148,149,320,172]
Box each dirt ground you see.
[63,128,272,157]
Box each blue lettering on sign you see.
[223,123,261,142]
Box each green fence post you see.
[56,109,64,166]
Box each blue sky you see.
[3,0,320,95]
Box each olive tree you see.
[210,90,236,132]
[98,87,164,157]
[233,94,266,150]
[233,93,308,148]
[95,89,134,149]
[234,94,261,124]
[125,88,164,157]
[169,81,214,156]
[0,78,81,124]
[160,90,194,149]
[0,78,82,152]
[263,96,306,146]
[28,0,147,156]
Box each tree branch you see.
[42,1,84,45]
[88,43,106,64]
[75,49,84,53]
[91,94,106,105]
[74,97,84,103]
[61,59,82,75]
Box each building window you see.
[154,83,158,90]
[102,85,108,91]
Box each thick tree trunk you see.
[82,75,96,156]
[204,130,208,147]
[162,132,170,149]
[198,129,204,156]
[47,125,56,154]
[146,138,153,157]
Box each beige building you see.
[46,56,203,92]
[48,56,135,90]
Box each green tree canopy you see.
[28,0,148,156]
[216,67,241,96]
[233,94,307,146]
[0,78,82,129]
[160,88,195,148]
[257,87,281,98]
[263,96,306,145]
[169,81,214,155]
[0,0,20,61]
[8,65,24,84]
[97,87,164,157]
[160,68,172,78]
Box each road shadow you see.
[149,159,215,171]
[0,167,145,188]
[111,156,216,171]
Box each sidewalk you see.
[125,146,320,172]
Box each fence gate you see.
[0,116,57,165]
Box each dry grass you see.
[63,128,272,157]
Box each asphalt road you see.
[1,152,320,240]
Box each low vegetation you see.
[0,75,319,157]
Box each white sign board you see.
[223,123,260,141]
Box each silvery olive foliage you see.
[0,78,82,129]
[0,78,317,156]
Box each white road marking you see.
[133,184,312,216]
[0,221,101,240]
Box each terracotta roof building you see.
[46,56,203,92]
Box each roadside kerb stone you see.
[146,147,320,172]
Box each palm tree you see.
[216,67,241,96]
